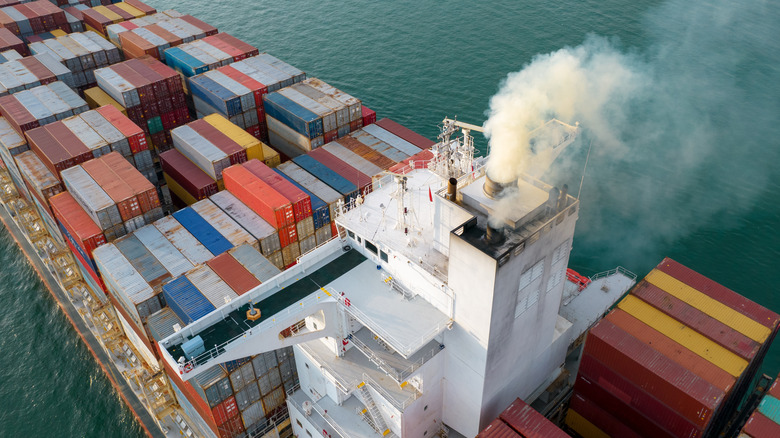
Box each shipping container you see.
[211,395,239,427]
[171,124,230,181]
[185,264,239,309]
[361,105,376,127]
[292,154,357,204]
[227,360,256,394]
[82,157,141,222]
[235,381,261,412]
[192,364,233,408]
[477,418,521,438]
[298,234,316,255]
[262,91,322,139]
[153,215,213,266]
[334,134,399,170]
[315,225,332,246]
[101,151,159,213]
[741,411,780,437]
[14,150,61,201]
[60,164,121,230]
[301,77,361,123]
[134,224,194,278]
[146,307,183,343]
[243,159,311,222]
[206,252,260,296]
[174,206,233,256]
[497,398,570,438]
[352,129,410,163]
[265,113,322,157]
[0,116,26,155]
[114,233,171,290]
[190,119,247,165]
[362,123,422,157]
[568,393,643,438]
[162,274,215,326]
[49,191,106,260]
[203,113,264,161]
[160,149,218,201]
[222,164,294,229]
[323,141,383,177]
[273,168,330,230]
[227,244,281,284]
[79,110,131,157]
[191,198,258,250]
[96,105,148,154]
[281,242,300,267]
[309,147,372,195]
[93,243,162,327]
[276,161,341,224]
[375,118,434,149]
[209,190,282,256]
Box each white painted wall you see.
[401,351,446,437]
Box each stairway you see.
[358,382,393,437]
[348,334,402,383]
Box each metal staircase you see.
[348,334,403,383]
[357,382,393,437]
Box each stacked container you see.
[0,53,75,93]
[84,86,127,114]
[81,2,150,36]
[0,27,24,54]
[308,147,374,196]
[209,190,284,269]
[291,154,357,206]
[105,10,216,47]
[566,258,780,438]
[206,250,260,296]
[477,398,570,438]
[153,214,214,266]
[275,161,341,244]
[172,206,233,257]
[160,148,218,206]
[361,105,376,127]
[190,198,259,252]
[49,190,107,280]
[170,122,238,189]
[94,56,190,151]
[202,114,266,162]
[227,243,281,284]
[738,374,780,437]
[163,33,259,78]
[273,168,331,247]
[0,1,70,38]
[28,31,121,92]
[0,81,88,136]
[375,117,435,149]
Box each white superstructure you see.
[158,121,635,438]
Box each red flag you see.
[429,187,433,202]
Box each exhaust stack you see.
[448,177,458,202]
[483,174,513,200]
[485,223,505,245]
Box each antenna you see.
[577,138,593,199]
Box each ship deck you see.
[166,249,366,362]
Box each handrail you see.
[362,373,420,410]
[298,342,359,396]
[286,385,352,438]
[589,266,637,282]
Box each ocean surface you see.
[1,0,778,436]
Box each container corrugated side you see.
[114,233,171,290]
[273,167,330,230]
[162,275,215,325]
[222,164,293,229]
[498,398,570,438]
[159,148,218,200]
[49,191,106,260]
[322,141,382,177]
[82,156,141,222]
[185,264,239,308]
[93,242,157,327]
[477,418,520,438]
[191,198,258,251]
[243,159,311,222]
[352,129,410,163]
[78,109,130,157]
[308,148,371,195]
[153,215,213,266]
[362,123,422,157]
[203,113,263,161]
[206,252,260,296]
[146,307,183,343]
[262,91,322,138]
[189,118,246,165]
[171,124,230,181]
[276,161,341,222]
[209,190,281,255]
[568,393,642,438]
[301,77,360,122]
[60,164,120,230]
[741,411,780,437]
[228,243,281,284]
[291,154,357,202]
[0,116,28,156]
[134,224,194,278]
[173,206,233,256]
[14,150,62,201]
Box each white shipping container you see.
[153,215,214,265]
[79,110,131,157]
[58,36,93,70]
[362,124,423,157]
[47,82,88,114]
[39,39,80,72]
[229,243,281,284]
[0,50,23,62]
[5,61,39,89]
[181,45,218,70]
[191,40,230,66]
[185,265,239,308]
[203,70,254,111]
[255,53,305,83]
[171,124,230,180]
[29,86,72,121]
[209,191,281,255]
[315,225,332,245]
[278,87,336,133]
[69,33,107,67]
[242,57,290,89]
[14,90,55,125]
[94,67,139,108]
[93,243,157,328]
[62,115,110,157]
[0,117,28,156]
[292,83,348,128]
[134,224,194,278]
[191,199,259,250]
[61,165,121,230]
[266,114,322,158]
[34,53,75,89]
[323,142,383,176]
[303,78,361,122]
[85,31,122,65]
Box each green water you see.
[1,0,778,435]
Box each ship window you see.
[380,251,388,263]
[348,230,355,239]
[516,259,544,318]
[296,419,302,428]
[365,240,378,255]
[306,430,312,437]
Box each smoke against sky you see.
[483,0,780,267]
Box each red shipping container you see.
[361,106,376,126]
[331,222,337,239]
[498,398,570,438]
[607,309,736,392]
[223,165,293,228]
[137,55,183,96]
[243,160,312,222]
[768,377,780,399]
[477,419,521,438]
[25,127,73,177]
[124,0,156,15]
[631,281,760,361]
[82,158,141,222]
[0,27,25,55]
[219,66,267,109]
[0,12,21,37]
[101,151,159,213]
[0,94,39,135]
[206,253,260,295]
[577,356,701,438]
[146,23,181,47]
[203,35,244,62]
[105,4,133,20]
[82,9,112,35]
[309,147,372,195]
[18,56,56,85]
[44,123,92,165]
[120,31,159,60]
[112,63,156,108]
[375,118,435,149]
[568,393,643,438]
[323,129,338,144]
[15,4,44,35]
[742,412,780,437]
[583,318,725,428]
[278,223,297,249]
[96,105,148,153]
[125,58,168,97]
[349,119,363,132]
[218,414,245,438]
[211,395,239,427]
[655,258,780,329]
[190,119,247,165]
[160,149,219,200]
[211,33,258,57]
[49,191,106,257]
[178,15,217,37]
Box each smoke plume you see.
[483,0,780,266]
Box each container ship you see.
[0,2,776,438]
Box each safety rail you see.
[178,292,335,372]
[331,287,450,358]
[286,385,353,438]
[298,342,359,397]
[397,343,444,381]
[589,266,637,282]
[362,373,420,411]
[348,334,402,382]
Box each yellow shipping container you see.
[645,269,771,343]
[262,143,280,168]
[50,29,67,37]
[618,295,748,377]
[113,3,145,18]
[565,410,610,438]
[163,173,198,206]
[84,87,127,115]
[93,6,123,23]
[202,114,264,161]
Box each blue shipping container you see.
[293,155,358,204]
[162,276,216,325]
[164,47,208,77]
[189,75,242,117]
[263,92,323,139]
[273,169,330,229]
[57,221,99,275]
[758,395,780,424]
[173,207,234,256]
[114,234,170,286]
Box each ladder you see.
[348,334,402,384]
[358,382,393,437]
